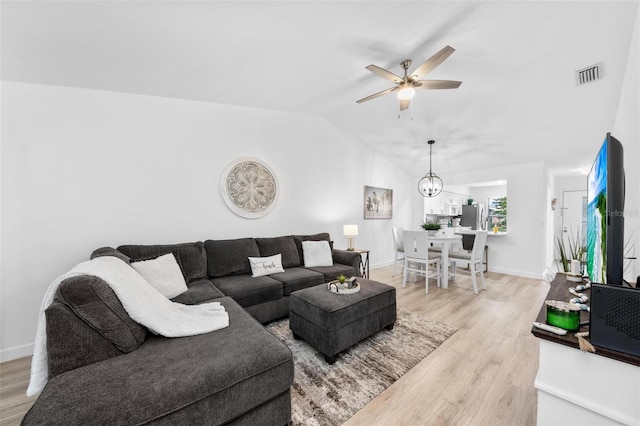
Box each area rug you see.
[266,310,457,426]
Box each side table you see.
[351,249,370,279]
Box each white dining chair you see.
[449,230,488,294]
[402,230,440,293]
[392,227,405,276]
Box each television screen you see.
[586,133,625,285]
[586,142,607,283]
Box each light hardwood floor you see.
[0,266,549,425]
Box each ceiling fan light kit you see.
[396,85,415,100]
[418,140,443,198]
[356,45,461,112]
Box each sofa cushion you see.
[170,278,224,305]
[205,238,260,278]
[292,233,332,264]
[306,263,357,283]
[55,275,147,353]
[249,254,285,277]
[25,298,294,426]
[130,253,188,299]
[210,275,283,308]
[117,242,207,283]
[270,267,325,296]
[255,236,301,268]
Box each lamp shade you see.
[343,224,359,236]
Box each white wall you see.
[0,82,414,361]
[441,162,547,279]
[612,4,640,284]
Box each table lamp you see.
[343,225,358,251]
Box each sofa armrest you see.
[333,249,362,277]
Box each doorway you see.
[561,190,587,246]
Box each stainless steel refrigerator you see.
[461,204,486,230]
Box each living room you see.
[2,1,639,425]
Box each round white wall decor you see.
[220,157,279,219]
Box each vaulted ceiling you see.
[2,1,638,177]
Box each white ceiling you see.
[2,1,638,178]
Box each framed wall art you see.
[364,186,393,219]
[220,157,279,219]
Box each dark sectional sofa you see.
[22,233,362,425]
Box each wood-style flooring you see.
[0,266,549,425]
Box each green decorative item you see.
[467,198,473,205]
[545,301,581,331]
[421,221,441,231]
[337,274,347,284]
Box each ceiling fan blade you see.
[415,80,462,90]
[356,86,398,103]
[409,45,455,80]
[399,99,410,111]
[365,64,403,84]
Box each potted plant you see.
[467,198,474,205]
[421,220,441,235]
[329,274,352,292]
[555,229,585,273]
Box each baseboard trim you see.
[484,266,542,280]
[535,379,636,425]
[0,343,34,363]
[373,261,543,280]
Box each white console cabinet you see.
[533,274,640,425]
[535,339,640,425]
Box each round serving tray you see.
[327,280,360,295]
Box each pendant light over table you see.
[417,140,443,197]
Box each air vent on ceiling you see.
[576,62,603,86]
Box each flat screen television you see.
[586,132,625,285]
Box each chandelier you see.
[417,140,443,197]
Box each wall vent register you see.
[575,62,603,86]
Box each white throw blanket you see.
[27,256,229,396]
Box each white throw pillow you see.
[248,254,285,277]
[302,240,333,267]
[130,253,188,299]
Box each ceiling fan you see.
[356,45,462,111]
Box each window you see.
[487,196,507,232]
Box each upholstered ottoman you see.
[289,279,396,364]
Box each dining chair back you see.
[449,231,488,294]
[462,234,475,251]
[402,230,440,293]
[392,227,405,276]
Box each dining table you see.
[428,233,463,289]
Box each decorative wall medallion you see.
[220,157,279,219]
